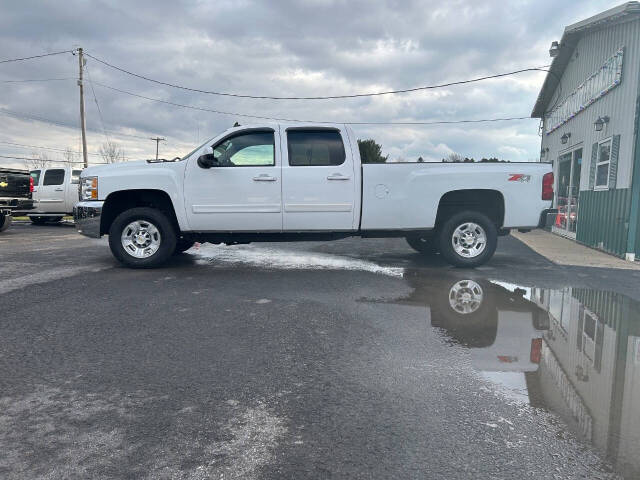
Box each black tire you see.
[429,278,497,348]
[108,207,177,268]
[0,214,12,233]
[437,211,497,268]
[30,216,48,225]
[48,216,64,223]
[406,234,438,255]
[174,238,195,254]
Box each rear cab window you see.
[287,130,345,166]
[43,169,66,186]
[30,170,41,186]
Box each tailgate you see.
[0,171,30,198]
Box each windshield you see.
[180,136,216,161]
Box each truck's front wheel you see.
[437,211,497,268]
[108,207,177,268]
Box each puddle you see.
[193,244,404,277]
[379,271,640,479]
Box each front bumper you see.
[73,201,104,238]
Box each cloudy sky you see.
[0,0,623,168]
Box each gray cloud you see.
[0,0,622,167]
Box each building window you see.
[595,138,612,189]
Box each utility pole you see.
[150,137,166,161]
[77,47,89,169]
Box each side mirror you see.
[197,153,218,169]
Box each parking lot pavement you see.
[2,223,639,479]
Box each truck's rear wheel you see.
[406,234,438,255]
[437,211,497,268]
[48,216,64,223]
[108,207,177,268]
[0,213,12,232]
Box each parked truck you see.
[74,124,554,268]
[0,168,34,232]
[29,166,82,224]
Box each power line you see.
[0,140,105,158]
[86,52,550,100]
[0,107,156,140]
[0,77,74,83]
[85,65,110,142]
[0,154,107,164]
[0,49,73,64]
[93,81,533,125]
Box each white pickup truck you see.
[74,124,554,268]
[29,166,82,224]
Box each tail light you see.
[542,172,554,200]
[530,338,542,364]
[29,176,34,193]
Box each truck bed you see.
[360,162,552,230]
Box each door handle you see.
[54,188,64,191]
[253,174,277,182]
[327,174,350,180]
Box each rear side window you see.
[287,130,345,166]
[71,170,82,184]
[30,170,41,186]
[43,169,65,186]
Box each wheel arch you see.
[101,189,180,235]
[435,189,505,229]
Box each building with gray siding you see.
[532,2,640,260]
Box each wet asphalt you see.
[1,222,640,479]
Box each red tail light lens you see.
[29,176,34,193]
[530,338,542,364]
[542,172,554,200]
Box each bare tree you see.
[23,151,52,170]
[62,147,80,165]
[443,152,465,163]
[99,140,123,164]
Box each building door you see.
[554,148,582,238]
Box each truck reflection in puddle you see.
[388,272,640,479]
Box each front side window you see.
[71,170,82,184]
[595,139,611,189]
[43,169,65,186]
[30,170,41,186]
[287,130,345,166]
[212,131,275,166]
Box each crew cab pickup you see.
[74,124,554,268]
[29,167,82,224]
[0,168,34,232]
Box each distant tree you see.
[417,156,425,163]
[23,151,51,170]
[99,140,123,164]
[443,152,465,163]
[479,157,508,163]
[233,122,241,127]
[358,139,388,163]
[62,147,79,165]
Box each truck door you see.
[37,168,67,213]
[281,128,357,231]
[183,128,283,231]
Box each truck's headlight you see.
[80,177,98,200]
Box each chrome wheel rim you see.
[448,280,484,314]
[451,222,487,258]
[121,220,161,259]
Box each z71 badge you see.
[508,174,531,183]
